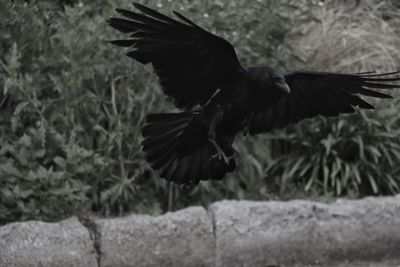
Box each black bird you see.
[108,3,400,185]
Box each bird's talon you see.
[209,139,230,164]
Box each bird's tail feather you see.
[142,111,237,184]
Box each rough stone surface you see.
[292,260,400,266]
[0,217,98,267]
[315,260,400,267]
[209,196,400,267]
[1,196,400,267]
[97,206,214,267]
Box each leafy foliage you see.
[265,0,400,198]
[267,108,400,197]
[0,0,399,224]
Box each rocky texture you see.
[1,196,400,267]
[209,196,400,267]
[0,217,98,267]
[314,260,400,267]
[96,206,214,267]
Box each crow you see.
[108,3,400,185]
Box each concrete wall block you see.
[0,217,98,267]
[209,196,400,267]
[1,196,400,267]
[96,206,214,267]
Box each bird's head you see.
[248,67,291,94]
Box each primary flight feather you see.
[108,3,400,185]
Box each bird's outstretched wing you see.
[245,71,400,135]
[108,3,243,109]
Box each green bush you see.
[0,0,162,222]
[0,0,399,224]
[265,0,400,198]
[267,108,400,197]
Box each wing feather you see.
[246,71,400,135]
[108,3,243,109]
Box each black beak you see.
[275,80,290,94]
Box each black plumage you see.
[108,3,400,185]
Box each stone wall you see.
[1,196,400,267]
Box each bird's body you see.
[108,3,400,184]
[203,67,287,137]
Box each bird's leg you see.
[229,149,240,165]
[210,139,230,164]
[208,107,229,164]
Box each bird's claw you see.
[209,139,230,164]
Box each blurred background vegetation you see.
[1,0,399,224]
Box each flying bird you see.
[108,3,400,185]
